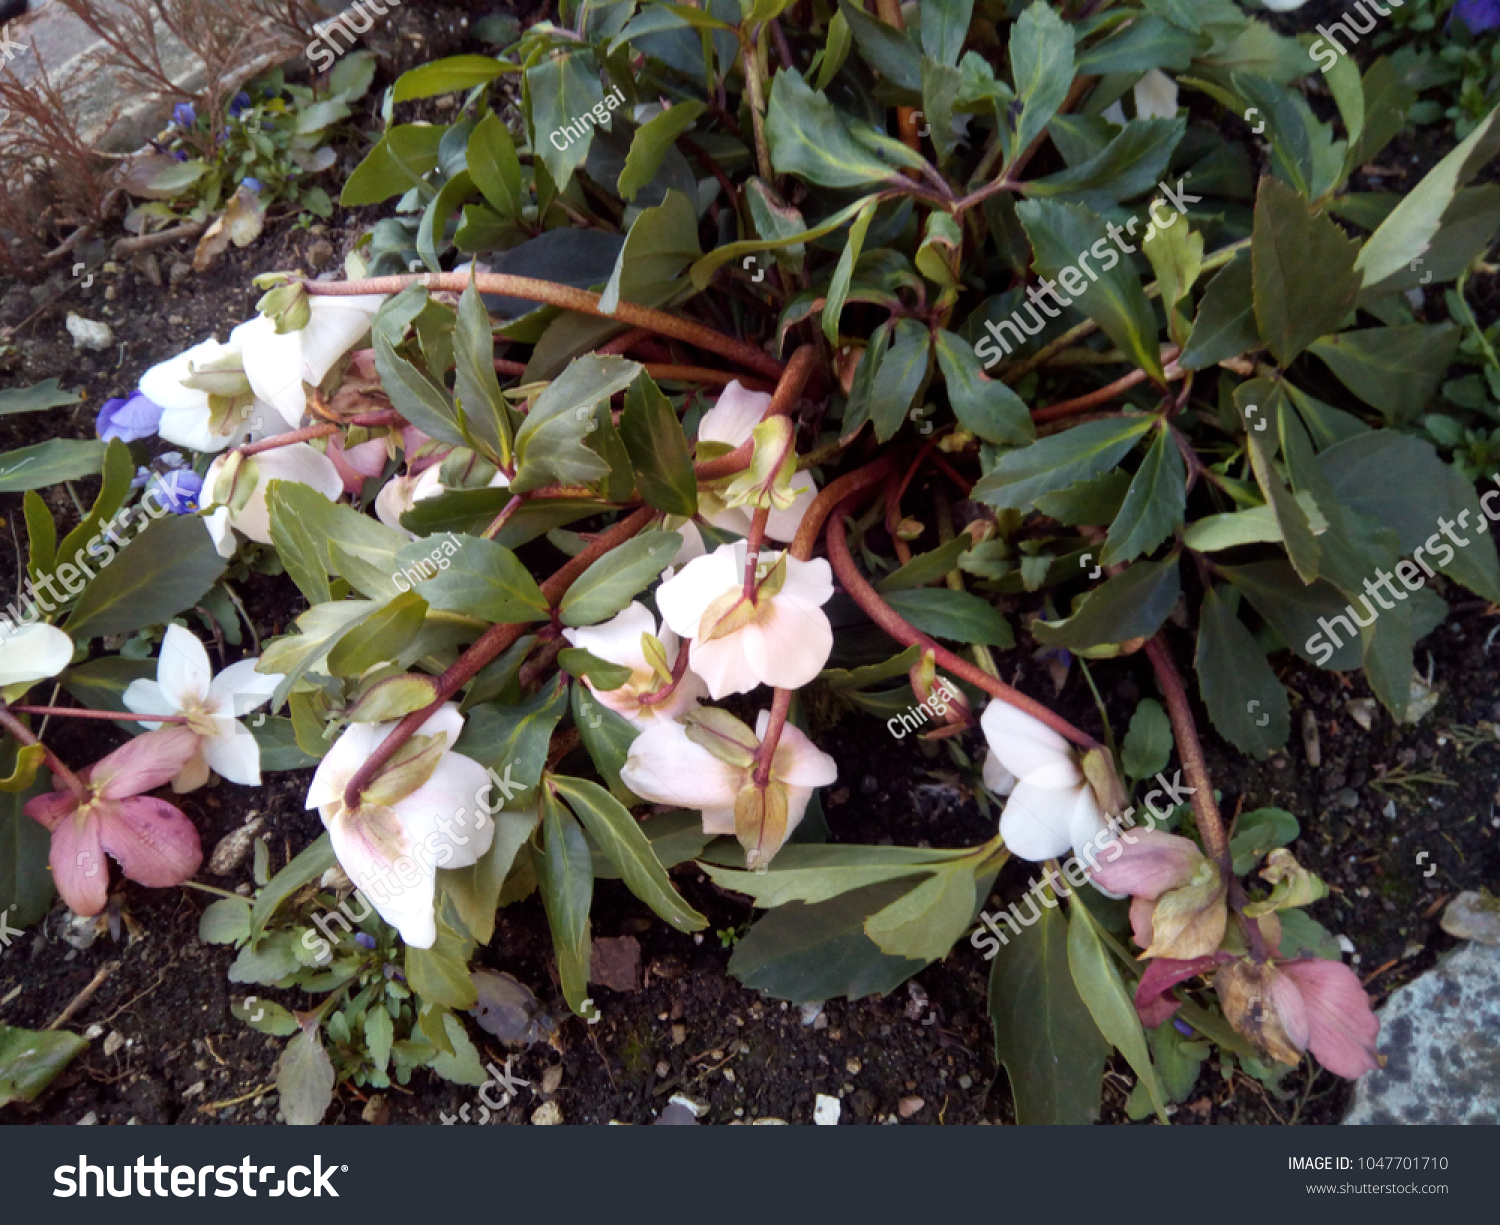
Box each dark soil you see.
[2,2,1498,1128]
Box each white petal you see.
[122,679,174,726]
[392,751,495,870]
[325,804,438,948]
[687,634,762,700]
[138,338,225,414]
[374,475,420,535]
[758,715,837,788]
[233,443,343,544]
[156,401,235,453]
[156,625,212,709]
[1133,69,1178,122]
[202,723,262,786]
[299,295,386,387]
[655,545,742,639]
[980,701,1080,789]
[562,601,656,669]
[203,507,237,558]
[698,380,772,446]
[778,554,834,608]
[307,723,381,809]
[740,599,831,691]
[620,720,741,810]
[667,518,707,566]
[982,750,1017,796]
[999,780,1082,862]
[209,658,282,714]
[1067,785,1110,860]
[763,471,818,543]
[0,624,74,687]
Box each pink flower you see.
[326,432,391,495]
[24,727,203,916]
[1277,957,1382,1079]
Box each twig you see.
[47,961,121,1031]
[112,221,208,259]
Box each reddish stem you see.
[303,273,785,381]
[0,705,85,796]
[1143,634,1230,867]
[823,495,1097,750]
[238,410,404,456]
[6,705,189,724]
[752,686,793,789]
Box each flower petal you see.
[687,633,762,700]
[981,750,1017,796]
[233,444,343,544]
[698,380,772,446]
[980,701,1080,789]
[156,625,212,710]
[324,802,438,948]
[759,714,837,788]
[0,623,74,687]
[46,810,109,916]
[563,602,656,670]
[392,751,495,870]
[208,658,282,714]
[998,779,1080,862]
[1280,958,1381,1078]
[1091,828,1205,899]
[621,720,741,811]
[98,795,203,887]
[91,726,201,800]
[202,723,263,786]
[740,597,832,691]
[656,546,741,639]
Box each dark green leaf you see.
[0,1026,87,1107]
[1252,176,1360,366]
[247,834,336,946]
[0,379,81,417]
[933,330,1034,445]
[1008,2,1075,168]
[0,440,106,493]
[620,373,696,515]
[921,0,974,67]
[1230,807,1300,876]
[1121,698,1172,783]
[393,55,506,102]
[64,514,226,641]
[453,277,512,464]
[1032,554,1180,649]
[1179,254,1258,371]
[1102,427,1186,565]
[527,49,605,190]
[864,318,930,442]
[1196,584,1289,759]
[342,124,446,207]
[973,416,1153,511]
[883,587,1013,647]
[0,741,53,926]
[373,330,467,449]
[536,790,594,1014]
[559,531,679,627]
[765,69,903,189]
[1308,325,1460,425]
[397,533,548,624]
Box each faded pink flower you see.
[1277,957,1382,1079]
[25,727,203,916]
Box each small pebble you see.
[541,1065,563,1096]
[1335,787,1360,810]
[66,313,113,350]
[845,1057,862,1075]
[103,1032,125,1057]
[531,1102,564,1126]
[813,1094,841,1125]
[958,1075,973,1090]
[799,1002,823,1027]
[655,1061,671,1078]
[671,1024,686,1046]
[898,1096,925,1118]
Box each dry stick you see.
[341,507,656,810]
[1143,634,1230,867]
[302,275,784,381]
[47,961,121,1031]
[822,492,1099,750]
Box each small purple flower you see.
[240,177,263,194]
[170,149,187,163]
[228,92,252,118]
[1454,0,1500,32]
[172,102,197,128]
[146,468,203,514]
[354,932,377,950]
[96,391,163,443]
[1173,1017,1195,1038]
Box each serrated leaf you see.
[275,1023,335,1125]
[1252,177,1360,366]
[973,416,1153,511]
[1032,554,1180,650]
[396,535,548,624]
[1102,427,1186,565]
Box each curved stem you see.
[1143,633,1230,867]
[238,410,404,457]
[6,705,189,723]
[0,705,85,796]
[341,507,656,810]
[823,495,1097,750]
[752,686,793,788]
[480,494,524,541]
[302,274,785,381]
[789,456,899,562]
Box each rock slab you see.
[1344,942,1500,1124]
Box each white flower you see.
[305,703,495,949]
[1259,0,1310,9]
[656,543,834,699]
[375,464,507,536]
[696,381,816,543]
[1133,69,1179,121]
[235,294,386,431]
[0,624,74,689]
[123,625,282,792]
[203,506,236,559]
[143,337,263,453]
[980,701,1107,862]
[202,443,344,546]
[621,710,836,858]
[562,602,706,728]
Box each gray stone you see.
[1344,942,1500,1125]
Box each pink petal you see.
[1280,958,1382,1078]
[89,726,201,799]
[46,810,110,916]
[1129,895,1156,950]
[1091,828,1205,899]
[98,796,203,888]
[1268,964,1311,1054]
[24,788,79,832]
[1135,955,1227,1028]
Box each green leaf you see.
[275,1024,335,1125]
[1179,254,1258,371]
[528,49,606,190]
[198,896,252,945]
[765,69,903,189]
[1196,584,1289,759]
[988,902,1109,1124]
[1016,200,1164,381]
[393,55,506,102]
[1308,325,1460,425]
[1007,2,1075,169]
[1121,698,1172,783]
[327,590,429,677]
[374,330,467,449]
[247,834,336,946]
[0,741,53,926]
[558,648,633,691]
[536,790,594,1014]
[259,602,377,709]
[1245,427,1320,584]
[59,657,154,715]
[921,0,974,67]
[0,379,81,416]
[876,536,970,593]
[863,864,977,961]
[442,806,537,946]
[342,124,446,207]
[268,484,334,606]
[1252,176,1360,366]
[973,416,1153,511]
[1184,506,1283,553]
[1355,102,1500,287]
[1068,892,1168,1123]
[1032,554,1180,650]
[1025,119,1185,209]
[702,843,969,905]
[512,354,640,493]
[467,112,523,220]
[0,1026,88,1107]
[933,330,1034,445]
[1102,427,1186,566]
[63,514,226,641]
[0,439,106,493]
[689,194,873,289]
[47,440,133,596]
[559,531,679,627]
[405,926,479,1010]
[822,196,880,346]
[728,879,927,1003]
[270,483,408,601]
[882,587,1013,647]
[395,534,548,624]
[453,277,513,465]
[1218,560,1360,670]
[620,372,697,515]
[619,100,707,201]
[231,996,299,1037]
[1230,807,1300,876]
[552,776,706,932]
[863,318,930,442]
